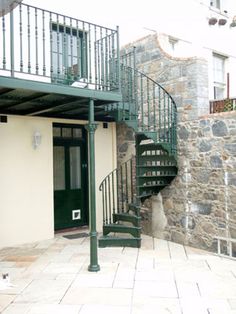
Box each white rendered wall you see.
[0,116,54,248]
[0,115,116,248]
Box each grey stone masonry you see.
[160,111,236,253]
[122,34,209,121]
[119,34,235,254]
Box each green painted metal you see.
[99,157,137,226]
[99,236,141,248]
[86,99,100,272]
[0,76,122,103]
[10,10,14,77]
[2,15,6,69]
[53,127,88,230]
[0,3,120,92]
[103,224,141,238]
[99,48,178,248]
[113,213,140,226]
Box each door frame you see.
[53,122,88,230]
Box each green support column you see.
[86,99,100,272]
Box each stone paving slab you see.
[0,232,236,313]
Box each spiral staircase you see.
[98,50,178,248]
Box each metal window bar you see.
[0,3,119,91]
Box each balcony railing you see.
[210,98,236,114]
[0,3,120,91]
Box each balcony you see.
[0,3,121,120]
[210,98,236,114]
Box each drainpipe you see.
[86,99,100,272]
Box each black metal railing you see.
[210,98,236,113]
[99,157,136,225]
[0,3,120,91]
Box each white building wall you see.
[0,115,116,248]
[0,116,54,248]
[153,0,236,102]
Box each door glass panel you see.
[73,128,82,138]
[62,127,72,138]
[70,146,81,189]
[53,146,66,191]
[53,127,61,138]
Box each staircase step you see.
[138,183,166,190]
[137,165,177,174]
[103,224,141,238]
[136,131,158,143]
[99,235,141,248]
[137,176,175,185]
[113,213,141,226]
[138,154,177,163]
[127,203,140,216]
[138,143,169,153]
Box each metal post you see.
[10,8,14,77]
[86,99,100,272]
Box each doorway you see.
[53,123,88,230]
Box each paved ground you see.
[0,230,236,314]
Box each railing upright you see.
[0,4,120,91]
[10,8,14,76]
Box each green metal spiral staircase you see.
[98,50,178,248]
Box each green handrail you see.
[115,64,177,157]
[99,157,135,225]
[0,3,119,91]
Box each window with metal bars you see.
[51,23,88,84]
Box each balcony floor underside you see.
[0,76,122,121]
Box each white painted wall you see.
[0,116,54,248]
[0,115,116,248]
[155,0,236,101]
[95,122,117,230]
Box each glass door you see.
[53,124,87,230]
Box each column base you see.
[88,264,100,272]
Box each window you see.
[213,53,227,99]
[168,37,178,52]
[53,125,83,140]
[210,0,228,13]
[210,0,221,10]
[51,23,87,83]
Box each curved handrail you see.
[99,157,135,225]
[120,64,177,157]
[100,60,178,225]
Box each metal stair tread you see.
[104,223,141,230]
[98,235,141,248]
[103,223,141,238]
[113,213,140,226]
[137,183,166,188]
[137,164,177,168]
[137,174,176,178]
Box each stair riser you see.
[103,226,141,238]
[99,238,141,248]
[113,214,141,226]
[137,178,173,185]
[137,167,177,175]
[139,155,177,163]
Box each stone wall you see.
[118,34,236,254]
[123,34,209,120]
[160,111,236,252]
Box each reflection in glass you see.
[62,128,72,138]
[70,146,81,189]
[53,146,65,190]
[53,127,61,138]
[73,128,82,138]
